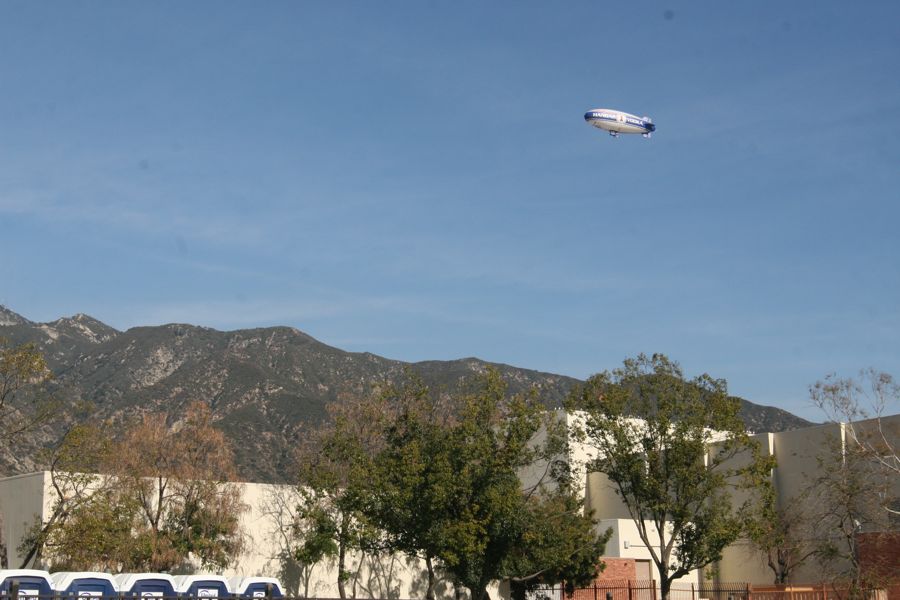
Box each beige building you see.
[581,413,900,586]
[1,413,896,596]
[709,415,900,585]
[0,474,441,598]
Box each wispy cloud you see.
[0,150,269,247]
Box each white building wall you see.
[0,471,49,569]
[595,518,701,585]
[237,482,457,599]
[710,414,900,585]
[2,413,895,594]
[0,473,482,599]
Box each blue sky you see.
[1,1,898,421]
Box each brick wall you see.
[566,560,637,600]
[857,532,900,600]
[597,559,637,581]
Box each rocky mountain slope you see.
[0,306,812,482]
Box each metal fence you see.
[528,581,751,600]
[527,582,887,600]
[751,586,887,600]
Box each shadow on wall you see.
[269,549,303,597]
[405,555,458,600]
[360,553,402,599]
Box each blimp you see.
[584,108,655,138]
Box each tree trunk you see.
[510,580,527,600]
[337,541,347,599]
[776,549,789,585]
[656,561,670,600]
[475,578,492,600]
[657,540,670,600]
[660,579,671,600]
[337,512,350,600]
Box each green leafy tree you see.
[310,370,607,600]
[505,487,610,600]
[260,485,339,597]
[569,354,771,600]
[299,394,394,599]
[743,478,816,584]
[362,370,606,600]
[23,483,139,572]
[356,378,458,600]
[292,489,340,595]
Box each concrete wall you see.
[518,410,599,500]
[238,482,455,599]
[0,473,478,599]
[709,422,845,584]
[584,472,631,522]
[772,422,842,513]
[0,471,49,569]
[708,432,776,585]
[2,413,895,595]
[582,414,900,587]
[711,414,900,585]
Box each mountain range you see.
[0,306,812,482]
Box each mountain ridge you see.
[0,305,813,482]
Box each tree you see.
[810,370,900,491]
[0,338,59,567]
[360,370,607,600]
[807,371,899,598]
[17,417,118,569]
[292,488,340,596]
[298,393,394,599]
[106,402,246,571]
[306,370,607,600]
[359,379,455,600]
[744,477,816,584]
[259,485,338,598]
[0,337,57,443]
[504,487,610,600]
[24,401,247,572]
[805,432,894,599]
[569,354,771,600]
[22,479,139,571]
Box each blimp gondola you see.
[584,108,655,138]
